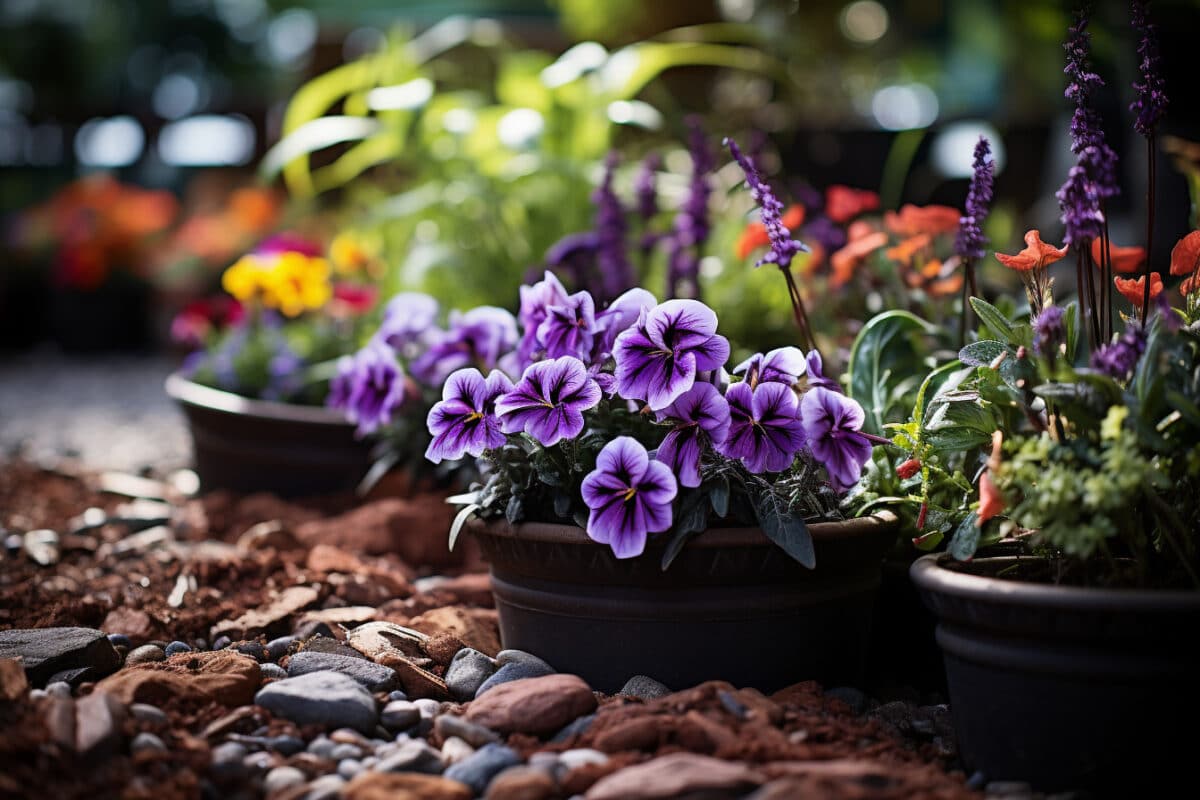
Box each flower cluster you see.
[1130,0,1168,138]
[954,137,995,262]
[221,240,333,318]
[422,274,873,559]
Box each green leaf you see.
[924,427,994,451]
[552,491,572,519]
[708,478,730,518]
[505,494,524,525]
[1166,390,1200,428]
[1064,302,1079,363]
[754,494,815,569]
[958,340,1008,367]
[947,511,980,561]
[448,503,480,551]
[970,297,1019,345]
[846,310,938,435]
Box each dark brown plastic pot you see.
[165,372,373,497]
[912,554,1200,795]
[468,512,899,693]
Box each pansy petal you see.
[656,429,702,488]
[691,334,730,372]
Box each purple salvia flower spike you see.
[954,137,995,261]
[594,152,634,303]
[612,299,730,411]
[655,382,731,488]
[581,437,677,559]
[495,356,602,446]
[800,387,873,491]
[725,138,808,270]
[667,118,713,299]
[1130,0,1168,138]
[425,368,514,463]
[634,152,661,221]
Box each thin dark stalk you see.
[780,266,817,355]
[958,256,974,348]
[1074,249,1093,353]
[1100,215,1113,341]
[1083,243,1101,348]
[1141,134,1156,324]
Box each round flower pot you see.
[911,553,1200,794]
[165,372,373,497]
[467,512,899,693]
[864,550,946,693]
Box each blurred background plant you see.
[2,0,1198,359]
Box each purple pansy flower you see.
[594,287,657,360]
[328,341,408,436]
[581,436,678,559]
[410,306,518,386]
[537,289,599,362]
[515,271,570,368]
[717,381,805,474]
[613,299,730,411]
[377,292,439,351]
[800,387,872,491]
[733,347,807,388]
[495,356,602,446]
[655,382,730,488]
[804,350,842,392]
[425,368,514,464]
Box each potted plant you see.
[390,138,901,692]
[166,233,384,496]
[889,7,1200,791]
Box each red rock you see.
[423,633,467,667]
[342,772,472,800]
[101,608,157,643]
[409,606,501,657]
[758,759,922,799]
[236,520,302,551]
[210,585,320,641]
[584,753,762,800]
[592,716,662,753]
[465,674,597,736]
[96,650,261,706]
[484,766,557,800]
[74,691,125,757]
[295,496,459,567]
[43,696,76,749]
[0,657,27,702]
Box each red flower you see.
[995,230,1068,272]
[825,186,879,224]
[1169,230,1200,277]
[1090,239,1146,274]
[1114,273,1163,308]
[331,283,379,315]
[884,204,960,238]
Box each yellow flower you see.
[1100,405,1129,441]
[330,233,372,276]
[221,252,332,317]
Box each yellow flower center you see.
[622,487,637,502]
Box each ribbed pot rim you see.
[469,510,899,550]
[165,371,353,427]
[911,553,1200,612]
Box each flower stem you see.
[1141,134,1156,325]
[780,265,817,356]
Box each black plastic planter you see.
[469,512,898,693]
[165,372,373,497]
[912,554,1200,795]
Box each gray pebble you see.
[387,689,408,702]
[267,735,305,756]
[126,645,166,665]
[263,766,306,794]
[558,748,609,772]
[287,651,397,693]
[130,703,168,725]
[259,663,287,681]
[435,714,500,748]
[444,742,521,795]
[986,781,1034,798]
[445,648,498,702]
[337,759,363,780]
[130,732,166,754]
[266,636,295,662]
[495,650,555,671]
[551,713,595,743]
[380,700,421,731]
[233,641,268,662]
[212,741,247,764]
[27,688,47,700]
[254,671,379,734]
[618,675,670,700]
[164,641,191,657]
[243,751,275,771]
[475,661,554,697]
[307,736,335,758]
[212,636,232,650]
[440,736,476,765]
[376,737,444,774]
[45,681,72,698]
[413,698,440,718]
[329,743,362,761]
[717,690,748,719]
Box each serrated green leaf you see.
[970,297,1019,345]
[958,340,1009,367]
